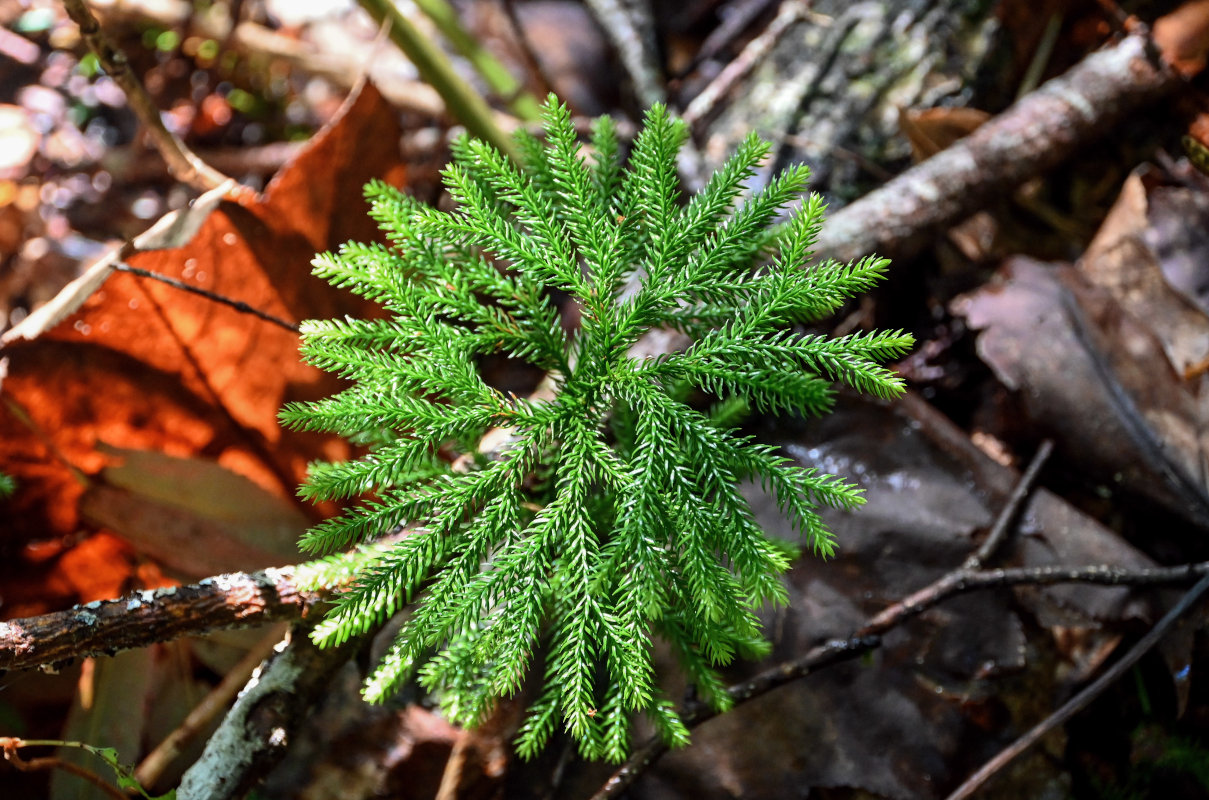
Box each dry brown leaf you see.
[954,258,1209,527]
[80,447,309,579]
[0,82,408,615]
[953,171,1209,529]
[1081,173,1209,374]
[898,106,990,162]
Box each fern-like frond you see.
[286,95,912,762]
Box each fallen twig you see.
[0,181,231,347]
[0,567,321,672]
[499,0,558,102]
[673,0,780,81]
[964,439,1054,569]
[2,737,145,800]
[944,571,1209,800]
[112,264,300,333]
[62,0,233,193]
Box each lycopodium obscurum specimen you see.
[281,96,912,760]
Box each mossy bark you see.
[699,0,1001,203]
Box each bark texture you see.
[0,568,320,672]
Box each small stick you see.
[61,0,233,193]
[944,571,1209,800]
[2,740,130,800]
[0,567,321,672]
[964,439,1054,569]
[5,560,1202,678]
[113,264,300,333]
[673,0,780,81]
[1,179,233,348]
[499,0,558,101]
[682,0,809,128]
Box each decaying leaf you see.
[952,172,1209,529]
[80,446,308,579]
[0,82,409,615]
[1153,0,1209,77]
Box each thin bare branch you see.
[113,264,301,333]
[62,0,233,193]
[965,439,1053,568]
[945,572,1209,800]
[1,181,231,347]
[2,742,128,800]
[682,1,808,128]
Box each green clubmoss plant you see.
[281,96,913,761]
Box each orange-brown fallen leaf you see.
[0,82,410,616]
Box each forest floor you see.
[3,1,1209,799]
